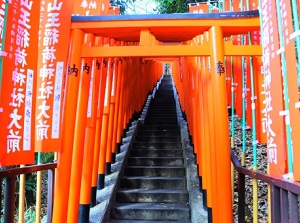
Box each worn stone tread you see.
[112,202,190,211]
[110,220,190,223]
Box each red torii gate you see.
[52,11,261,223]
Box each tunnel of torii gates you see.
[1,0,300,223]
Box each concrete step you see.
[155,90,173,93]
[157,87,173,89]
[153,95,174,98]
[149,103,175,106]
[110,203,190,221]
[148,106,176,109]
[151,99,175,102]
[134,136,181,143]
[120,176,186,190]
[133,142,182,150]
[148,108,177,113]
[146,117,178,123]
[148,109,177,113]
[146,114,177,119]
[150,104,176,107]
[144,119,178,125]
[124,166,185,177]
[130,149,183,157]
[157,86,173,88]
[152,99,175,102]
[115,189,189,203]
[109,76,193,222]
[110,220,190,223]
[146,114,178,119]
[137,130,180,137]
[139,125,180,131]
[127,157,184,167]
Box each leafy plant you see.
[24,206,36,223]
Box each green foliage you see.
[24,207,36,223]
[154,0,189,14]
[40,152,54,164]
[153,0,221,14]
[25,174,36,192]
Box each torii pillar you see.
[209,26,232,223]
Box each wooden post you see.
[209,26,232,223]
[204,31,216,219]
[52,28,85,223]
[67,33,94,223]
[79,36,102,222]
[90,37,107,206]
[98,38,115,189]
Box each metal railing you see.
[231,150,300,223]
[0,163,57,223]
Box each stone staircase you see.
[110,75,191,222]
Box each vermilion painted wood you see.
[52,28,85,223]
[67,33,95,223]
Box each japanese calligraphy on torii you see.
[80,0,97,9]
[215,61,225,76]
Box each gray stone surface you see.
[173,78,208,223]
[90,77,207,223]
[88,91,158,223]
[89,122,140,223]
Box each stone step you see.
[150,103,176,107]
[133,142,182,150]
[148,105,176,108]
[147,113,177,116]
[120,176,186,190]
[147,113,177,121]
[115,189,189,203]
[155,90,173,93]
[148,108,176,110]
[149,104,176,107]
[148,109,177,113]
[127,157,184,167]
[144,119,178,125]
[109,76,193,222]
[153,94,174,98]
[144,120,178,126]
[157,85,172,87]
[157,87,173,90]
[148,108,177,113]
[151,102,175,104]
[157,85,173,88]
[137,129,180,137]
[146,114,178,119]
[138,125,180,131]
[151,98,175,101]
[130,149,183,157]
[134,136,181,143]
[110,203,190,221]
[155,88,173,90]
[151,99,174,102]
[110,220,190,223]
[124,166,185,177]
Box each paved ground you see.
[90,78,208,223]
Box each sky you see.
[124,0,158,14]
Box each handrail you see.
[231,150,300,222]
[0,163,57,223]
[230,150,300,194]
[0,163,57,178]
